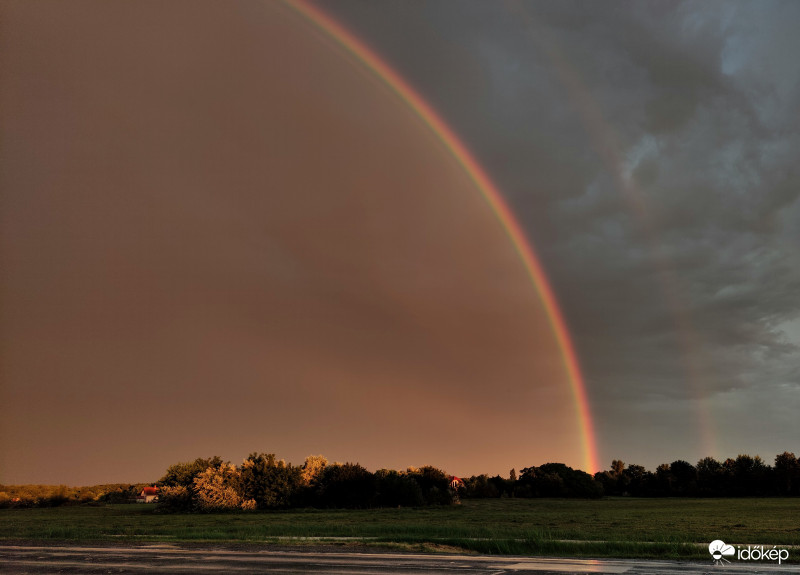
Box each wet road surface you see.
[2,544,799,574]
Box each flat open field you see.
[2,498,799,560]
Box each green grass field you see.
[2,498,799,560]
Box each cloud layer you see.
[325,0,800,466]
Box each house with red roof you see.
[136,486,159,503]
[449,476,464,490]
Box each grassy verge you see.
[2,498,799,561]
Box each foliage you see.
[193,463,242,511]
[156,485,192,512]
[157,456,224,488]
[404,466,455,505]
[315,463,376,508]
[375,469,424,507]
[589,453,797,498]
[462,474,500,498]
[0,483,148,508]
[6,449,799,512]
[301,455,328,486]
[774,451,800,496]
[518,463,602,498]
[240,453,302,509]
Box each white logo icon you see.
[709,540,735,565]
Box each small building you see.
[136,486,159,503]
[449,476,464,490]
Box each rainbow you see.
[282,0,600,474]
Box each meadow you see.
[2,498,799,560]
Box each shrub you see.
[193,463,242,511]
[156,485,192,512]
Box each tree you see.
[463,474,499,498]
[375,469,424,507]
[301,455,328,486]
[519,463,602,498]
[158,456,224,488]
[316,463,376,508]
[193,463,242,511]
[155,485,192,512]
[696,457,725,496]
[240,453,302,509]
[726,454,771,496]
[774,452,799,495]
[622,464,651,496]
[156,456,225,512]
[669,460,698,496]
[405,466,454,505]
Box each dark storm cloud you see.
[325,0,800,465]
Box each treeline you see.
[0,484,150,508]
[4,450,798,509]
[592,452,800,497]
[462,463,601,499]
[461,452,800,499]
[157,455,604,512]
[156,454,457,511]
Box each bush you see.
[193,463,242,511]
[156,485,192,512]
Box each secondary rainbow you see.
[509,3,716,459]
[283,0,599,474]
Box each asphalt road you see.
[2,544,799,574]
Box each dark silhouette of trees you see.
[594,462,655,496]
[375,469,425,507]
[518,463,602,498]
[240,453,302,509]
[726,454,771,496]
[668,460,698,496]
[587,454,786,498]
[463,474,499,498]
[314,463,376,508]
[623,464,652,496]
[774,452,800,496]
[696,457,725,496]
[6,449,799,510]
[404,466,454,505]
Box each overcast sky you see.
[2,0,799,485]
[323,0,800,464]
